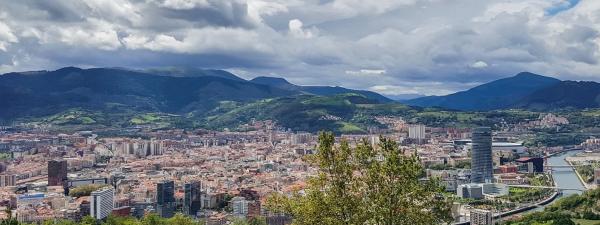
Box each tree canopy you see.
[266,132,452,225]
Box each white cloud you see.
[470,61,489,69]
[330,0,416,16]
[288,19,315,39]
[0,22,18,51]
[2,0,600,95]
[345,69,386,75]
[150,0,211,10]
[55,19,122,51]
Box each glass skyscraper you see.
[471,127,493,183]
[184,181,202,217]
[156,180,175,218]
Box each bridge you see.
[508,184,585,191]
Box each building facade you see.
[408,124,426,140]
[470,209,493,225]
[184,181,202,217]
[231,196,248,218]
[471,127,493,183]
[0,174,16,187]
[48,159,68,186]
[156,180,175,218]
[90,188,114,220]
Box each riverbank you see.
[453,191,559,225]
[453,150,585,225]
[567,159,593,190]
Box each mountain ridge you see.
[405,72,562,110]
[250,76,393,103]
[0,67,297,118]
[0,67,393,120]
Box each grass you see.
[573,219,600,225]
[129,113,163,124]
[0,153,10,160]
[337,122,365,134]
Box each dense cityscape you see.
[0,112,598,224]
[3,0,600,225]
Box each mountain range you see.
[404,72,600,111]
[250,76,393,103]
[3,67,600,133]
[0,67,391,119]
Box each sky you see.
[0,0,599,96]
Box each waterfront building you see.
[457,184,483,199]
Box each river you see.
[548,150,585,197]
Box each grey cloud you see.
[2,0,600,96]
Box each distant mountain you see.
[250,76,393,103]
[385,94,427,101]
[250,76,300,91]
[142,67,246,81]
[405,72,561,110]
[515,81,600,110]
[0,67,296,118]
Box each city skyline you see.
[2,1,600,224]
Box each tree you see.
[69,184,110,198]
[230,217,267,225]
[266,132,452,225]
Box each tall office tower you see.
[90,187,114,220]
[48,159,68,186]
[156,180,175,218]
[184,181,202,217]
[471,127,493,183]
[470,209,493,225]
[408,124,426,140]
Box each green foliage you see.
[230,217,267,225]
[504,175,553,203]
[508,188,600,224]
[0,214,205,225]
[576,165,596,183]
[504,211,575,225]
[266,132,452,225]
[69,184,110,198]
[0,153,11,160]
[524,132,588,147]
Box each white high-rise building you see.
[231,196,248,218]
[408,124,426,140]
[91,187,114,220]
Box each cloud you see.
[470,61,489,69]
[345,69,386,75]
[2,0,600,95]
[288,19,315,39]
[0,22,18,51]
